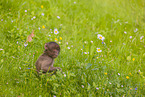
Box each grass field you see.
[0,0,145,96]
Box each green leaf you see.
[127,56,131,61]
[86,63,92,69]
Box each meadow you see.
[0,0,145,96]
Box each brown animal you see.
[35,42,61,74]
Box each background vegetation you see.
[0,0,145,96]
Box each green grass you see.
[0,0,145,96]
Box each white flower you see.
[0,49,3,51]
[71,45,73,47]
[41,13,44,16]
[81,85,84,88]
[24,42,28,47]
[91,41,93,43]
[97,48,102,52]
[48,35,51,37]
[11,20,13,22]
[130,36,132,39]
[121,85,123,87]
[74,2,76,4]
[64,74,66,77]
[17,41,18,44]
[134,28,138,32]
[97,34,105,41]
[38,27,41,30]
[124,31,127,34]
[67,47,70,49]
[33,16,36,19]
[25,10,27,12]
[31,18,33,20]
[1,19,3,21]
[54,29,59,34]
[84,52,87,54]
[57,16,60,19]
[110,40,112,42]
[118,73,120,75]
[58,42,61,44]
[140,36,144,40]
[96,87,99,90]
[66,42,68,45]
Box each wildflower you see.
[96,87,99,90]
[124,31,127,34]
[28,68,30,69]
[74,2,76,4]
[109,82,112,84]
[19,67,21,69]
[55,38,58,41]
[129,73,132,76]
[42,25,45,29]
[97,34,105,41]
[134,28,138,32]
[126,76,129,79]
[130,88,132,90]
[66,42,68,45]
[59,37,62,40]
[135,88,137,90]
[84,52,87,54]
[84,41,87,44]
[11,20,13,22]
[38,27,40,30]
[33,16,36,19]
[81,85,84,88]
[71,45,73,47]
[64,74,66,77]
[57,16,60,19]
[110,40,112,42]
[1,19,3,21]
[48,35,51,37]
[25,10,27,12]
[58,42,61,44]
[97,48,102,52]
[121,85,123,87]
[31,18,33,20]
[130,36,132,39]
[41,5,43,8]
[54,29,59,34]
[91,41,93,43]
[0,49,3,51]
[67,47,70,49]
[140,36,144,40]
[24,42,28,47]
[104,73,107,75]
[118,73,120,75]
[132,58,135,61]
[41,13,44,16]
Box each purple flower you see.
[28,68,30,69]
[135,88,137,90]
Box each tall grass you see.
[0,0,145,96]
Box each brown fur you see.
[35,42,61,74]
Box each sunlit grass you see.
[0,0,145,96]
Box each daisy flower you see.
[97,48,102,52]
[97,34,105,41]
[57,16,60,19]
[54,29,59,34]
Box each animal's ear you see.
[44,43,48,49]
